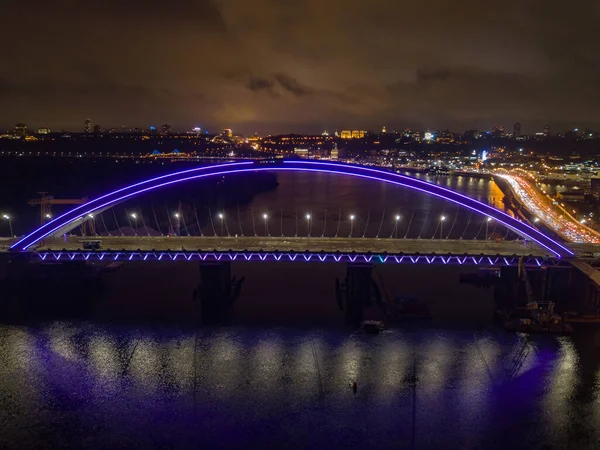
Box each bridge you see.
[5,159,600,325]
[9,159,575,259]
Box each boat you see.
[495,302,573,334]
[360,320,385,334]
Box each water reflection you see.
[2,323,600,448]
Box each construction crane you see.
[28,192,91,234]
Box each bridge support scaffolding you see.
[193,262,244,324]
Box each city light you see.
[263,213,268,220]
[305,214,311,220]
[88,214,94,218]
[395,215,401,221]
[45,214,52,219]
[440,216,446,221]
[487,217,492,222]
[130,213,137,219]
[174,213,179,218]
[350,214,355,220]
[2,214,9,220]
[218,213,224,219]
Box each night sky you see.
[2,0,600,134]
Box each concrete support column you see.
[343,264,373,326]
[194,262,243,324]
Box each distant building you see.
[491,125,505,137]
[543,125,550,137]
[223,128,233,139]
[84,119,92,133]
[93,124,102,133]
[161,124,172,135]
[37,127,51,135]
[13,123,27,137]
[381,125,387,134]
[513,122,521,137]
[340,130,366,139]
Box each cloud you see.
[1,0,600,133]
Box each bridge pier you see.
[336,264,374,326]
[193,262,244,324]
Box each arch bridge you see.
[10,160,575,265]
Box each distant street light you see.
[306,213,311,237]
[45,213,52,220]
[349,214,356,237]
[2,214,13,237]
[440,215,446,239]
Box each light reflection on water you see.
[3,324,600,448]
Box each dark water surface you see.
[2,171,599,449]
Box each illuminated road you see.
[497,173,600,244]
[31,236,555,256]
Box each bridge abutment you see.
[193,262,244,324]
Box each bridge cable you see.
[193,203,203,237]
[459,213,472,240]
[362,209,371,238]
[236,204,244,237]
[404,210,415,239]
[99,212,112,237]
[151,202,164,236]
[280,209,284,237]
[165,203,175,236]
[181,210,191,237]
[335,208,342,238]
[445,210,459,239]
[137,206,150,236]
[489,222,498,240]
[294,208,298,237]
[473,218,486,240]
[417,211,429,239]
[251,209,257,236]
[430,220,440,240]
[321,206,327,238]
[207,207,217,237]
[112,208,125,236]
[502,225,511,241]
[376,209,386,238]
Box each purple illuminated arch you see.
[11,160,574,257]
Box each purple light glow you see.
[13,160,573,257]
[33,250,565,267]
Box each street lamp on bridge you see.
[486,217,492,240]
[349,214,356,237]
[305,213,311,237]
[263,213,269,236]
[173,212,180,236]
[392,214,401,238]
[2,214,13,237]
[130,213,138,236]
[218,212,225,236]
[439,215,446,239]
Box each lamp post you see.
[394,214,401,238]
[349,214,355,237]
[263,213,269,236]
[130,213,138,236]
[306,213,311,237]
[439,215,446,239]
[174,213,180,236]
[485,217,492,240]
[88,213,96,236]
[218,212,225,236]
[2,214,13,237]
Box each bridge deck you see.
[34,236,552,256]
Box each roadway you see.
[34,236,554,256]
[497,173,600,244]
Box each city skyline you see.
[2,1,600,134]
